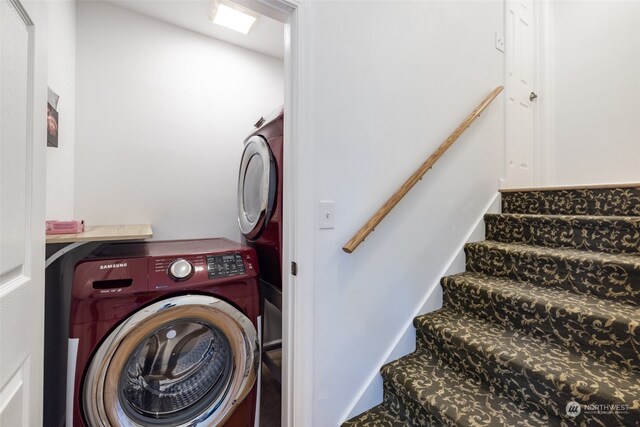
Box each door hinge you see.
[291,261,298,276]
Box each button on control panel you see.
[168,258,193,281]
[207,253,246,279]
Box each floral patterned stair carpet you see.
[344,186,640,427]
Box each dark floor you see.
[259,349,282,427]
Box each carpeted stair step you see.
[379,380,445,427]
[342,401,422,427]
[484,213,640,255]
[414,309,640,426]
[441,273,640,371]
[379,348,552,427]
[343,381,443,427]
[465,240,640,306]
[501,186,640,216]
[441,272,640,372]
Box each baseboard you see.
[341,191,501,422]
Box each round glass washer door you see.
[237,135,276,241]
[83,295,258,427]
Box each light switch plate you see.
[319,201,335,229]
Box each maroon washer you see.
[237,107,284,291]
[68,238,260,427]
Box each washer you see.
[237,107,284,294]
[68,238,260,426]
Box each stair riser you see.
[441,277,640,372]
[380,364,460,427]
[415,329,629,427]
[485,216,640,255]
[465,244,640,306]
[382,381,441,427]
[501,188,640,216]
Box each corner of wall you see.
[46,0,77,219]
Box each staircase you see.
[344,185,640,427]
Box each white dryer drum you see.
[237,135,276,241]
[82,295,258,426]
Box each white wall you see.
[46,0,76,219]
[301,2,505,424]
[74,1,284,240]
[550,0,640,185]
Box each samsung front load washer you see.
[68,238,260,426]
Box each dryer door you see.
[237,135,276,241]
[83,295,258,427]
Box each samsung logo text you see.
[99,263,128,270]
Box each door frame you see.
[235,1,314,426]
[535,0,554,185]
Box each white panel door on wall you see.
[506,0,536,188]
[0,0,47,425]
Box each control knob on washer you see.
[168,259,193,281]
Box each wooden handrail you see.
[343,86,504,254]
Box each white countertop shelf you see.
[46,224,153,244]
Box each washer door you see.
[237,135,276,241]
[83,295,258,427]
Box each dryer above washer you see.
[237,108,284,291]
[238,135,277,241]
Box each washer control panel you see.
[207,253,246,279]
[85,239,257,294]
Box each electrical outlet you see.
[495,32,505,52]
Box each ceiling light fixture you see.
[209,0,258,35]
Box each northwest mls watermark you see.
[566,401,630,417]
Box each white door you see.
[0,0,47,425]
[505,0,536,188]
